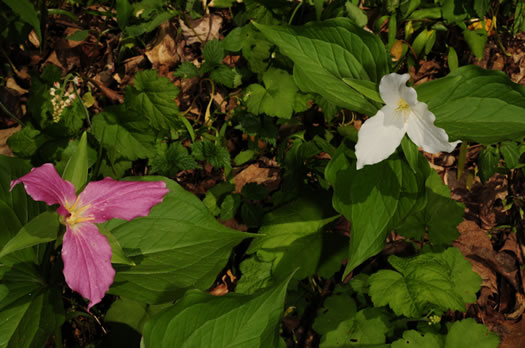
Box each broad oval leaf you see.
[417,65,525,144]
[106,178,251,304]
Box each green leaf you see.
[0,211,59,259]
[2,0,41,42]
[246,191,338,280]
[314,290,389,347]
[105,297,171,334]
[391,330,442,348]
[91,107,155,161]
[463,29,488,60]
[235,255,273,295]
[500,141,520,169]
[125,70,181,130]
[62,131,88,192]
[245,68,298,119]
[210,65,242,88]
[417,65,525,144]
[0,262,64,348]
[344,157,402,276]
[0,156,45,225]
[254,18,388,115]
[345,1,368,27]
[66,29,89,41]
[224,25,272,73]
[368,248,481,318]
[7,124,47,158]
[98,225,135,266]
[191,140,231,168]
[105,178,250,304]
[445,318,499,347]
[342,78,383,104]
[173,62,201,78]
[203,39,225,66]
[143,273,295,347]
[478,145,499,182]
[116,0,133,29]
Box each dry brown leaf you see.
[233,163,278,193]
[43,51,66,72]
[6,78,28,95]
[179,14,223,45]
[145,22,181,69]
[0,125,21,157]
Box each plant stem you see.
[0,101,24,126]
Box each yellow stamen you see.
[396,98,411,118]
[64,197,95,227]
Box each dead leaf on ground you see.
[6,77,28,95]
[145,21,181,69]
[0,125,21,157]
[179,14,223,45]
[233,163,279,193]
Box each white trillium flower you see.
[355,73,460,170]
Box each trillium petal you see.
[10,163,76,212]
[407,102,461,154]
[355,110,406,169]
[77,178,169,223]
[62,223,115,311]
[379,73,417,106]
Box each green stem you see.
[288,1,303,25]
[0,101,24,126]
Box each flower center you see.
[64,197,94,227]
[396,98,411,119]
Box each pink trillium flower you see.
[355,73,460,170]
[10,163,169,310]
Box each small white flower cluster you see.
[427,314,441,326]
[49,78,79,123]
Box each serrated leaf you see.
[125,70,180,130]
[391,330,442,348]
[235,255,273,295]
[245,68,297,119]
[416,65,525,144]
[210,65,242,88]
[445,318,499,347]
[105,178,250,303]
[143,273,295,347]
[7,124,47,158]
[91,107,155,161]
[203,39,225,66]
[191,140,231,168]
[368,248,481,318]
[173,62,201,78]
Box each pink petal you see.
[77,178,169,223]
[10,163,76,213]
[62,223,115,311]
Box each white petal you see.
[355,110,407,170]
[406,102,461,154]
[379,73,417,106]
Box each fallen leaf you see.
[145,22,181,69]
[179,14,223,45]
[233,163,278,193]
[0,125,21,157]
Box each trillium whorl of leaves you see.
[10,164,169,310]
[355,73,461,169]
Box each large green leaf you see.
[242,190,338,282]
[142,274,294,348]
[254,18,388,115]
[445,318,499,347]
[0,211,59,259]
[416,65,525,144]
[62,131,88,192]
[105,178,250,304]
[368,248,481,318]
[0,263,64,348]
[125,70,181,130]
[344,157,402,276]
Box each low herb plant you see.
[1,0,525,347]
